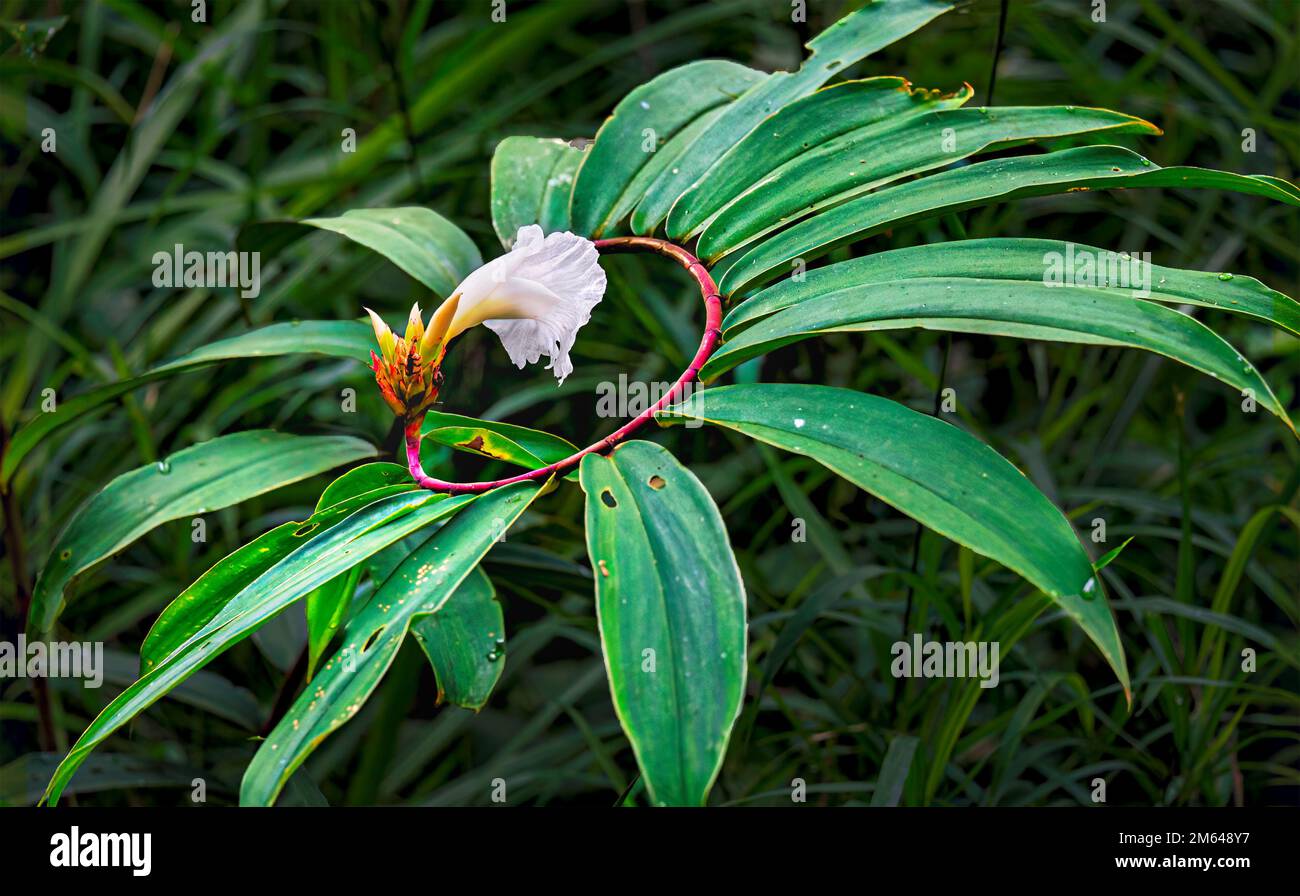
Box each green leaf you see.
[420,410,576,468]
[666,76,974,241]
[723,238,1300,339]
[695,104,1161,259]
[304,567,361,683]
[702,277,1295,433]
[539,145,586,235]
[239,481,541,806]
[657,384,1130,700]
[490,136,576,249]
[1,319,372,487]
[2,754,200,807]
[580,440,746,806]
[1093,537,1135,573]
[141,463,414,673]
[631,0,954,233]
[244,208,481,298]
[29,431,377,635]
[628,105,730,236]
[410,568,504,711]
[43,488,474,806]
[570,60,765,238]
[717,144,1300,295]
[871,734,920,807]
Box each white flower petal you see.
[446,225,606,383]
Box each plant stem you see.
[0,422,58,752]
[403,236,723,493]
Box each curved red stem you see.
[405,236,722,494]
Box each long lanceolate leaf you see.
[240,481,540,806]
[695,105,1161,259]
[631,0,955,234]
[722,238,1300,338]
[657,384,1130,700]
[29,431,377,634]
[142,463,414,674]
[581,441,746,806]
[717,145,1300,295]
[665,76,975,241]
[41,489,475,806]
[703,278,1296,433]
[0,320,372,486]
[570,60,766,238]
[239,208,482,298]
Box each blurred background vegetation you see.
[1,0,1297,806]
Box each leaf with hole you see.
[581,440,746,806]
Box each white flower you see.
[435,224,606,383]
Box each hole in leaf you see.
[362,627,385,653]
[600,489,617,508]
[59,549,72,561]
[647,475,666,490]
[293,522,319,537]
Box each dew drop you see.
[793,418,806,429]
[156,459,171,474]
[1217,272,1234,281]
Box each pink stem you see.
[405,235,723,494]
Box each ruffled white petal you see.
[445,225,605,383]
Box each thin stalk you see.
[0,422,58,751]
[404,236,723,493]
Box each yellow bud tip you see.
[364,307,397,364]
[421,292,461,358]
[405,302,425,343]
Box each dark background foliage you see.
[1,0,1297,806]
